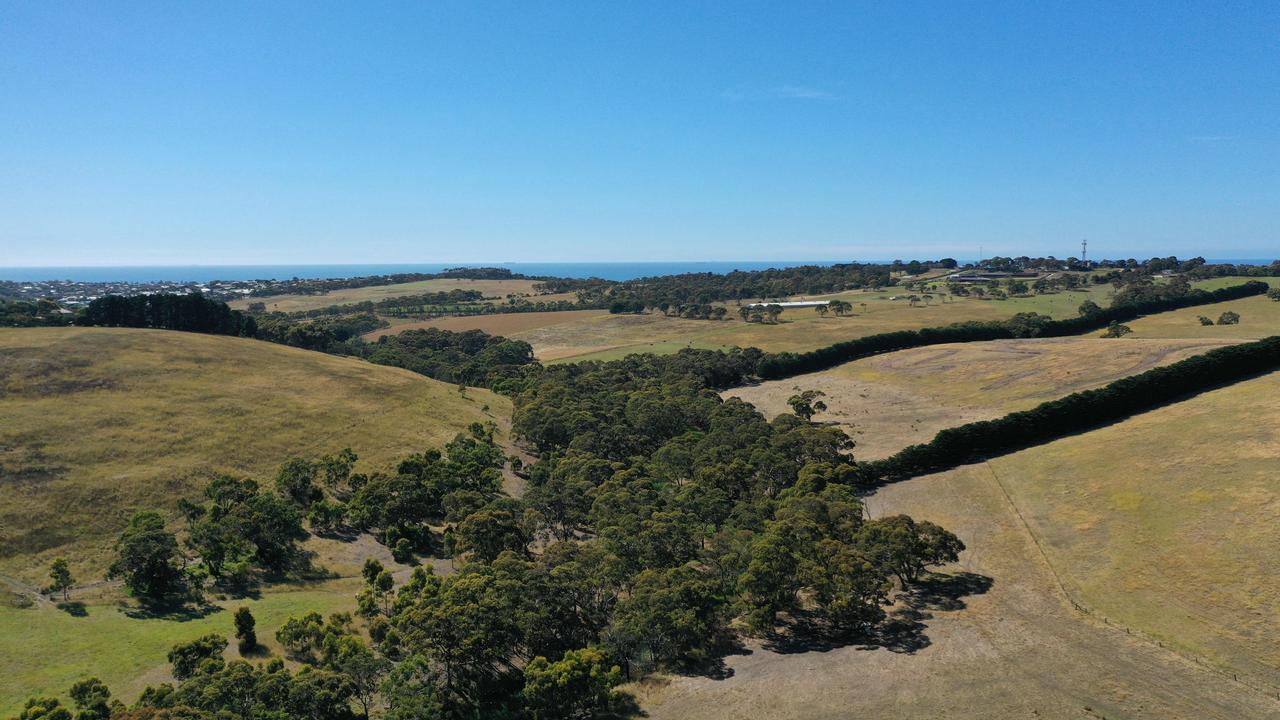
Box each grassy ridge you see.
[0,327,509,584]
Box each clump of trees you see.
[0,298,72,327]
[254,313,387,352]
[739,304,784,323]
[575,263,895,307]
[787,390,827,420]
[361,328,539,394]
[345,423,508,559]
[1101,321,1132,338]
[607,299,646,314]
[107,511,188,602]
[180,475,310,588]
[76,293,257,336]
[1218,311,1240,325]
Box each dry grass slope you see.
[725,337,1238,459]
[228,277,569,313]
[0,326,510,584]
[985,369,1280,688]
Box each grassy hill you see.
[0,326,510,585]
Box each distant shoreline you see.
[1,259,1273,284]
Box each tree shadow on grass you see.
[600,691,647,719]
[762,571,994,657]
[237,642,273,659]
[312,526,362,543]
[123,598,224,621]
[56,600,88,617]
[681,634,752,680]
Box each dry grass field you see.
[0,327,509,585]
[639,454,1280,719]
[227,277,569,313]
[539,284,1120,363]
[725,337,1236,458]
[362,308,608,342]
[985,370,1280,688]
[1126,295,1280,340]
[361,283,1120,362]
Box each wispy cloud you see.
[720,84,842,102]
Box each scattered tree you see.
[168,634,228,680]
[787,390,828,420]
[1101,321,1132,338]
[108,511,184,601]
[48,557,73,601]
[234,607,257,653]
[68,678,112,720]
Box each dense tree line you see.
[259,290,487,318]
[248,267,547,298]
[576,263,899,307]
[858,335,1280,483]
[362,328,539,394]
[1185,260,1280,279]
[254,313,387,352]
[379,298,603,319]
[74,294,258,336]
[758,280,1268,379]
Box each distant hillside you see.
[0,327,510,584]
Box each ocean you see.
[1,261,854,283]
[0,259,1272,284]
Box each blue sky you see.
[2,1,1277,265]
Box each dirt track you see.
[639,463,1280,719]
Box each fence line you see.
[982,462,1280,702]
